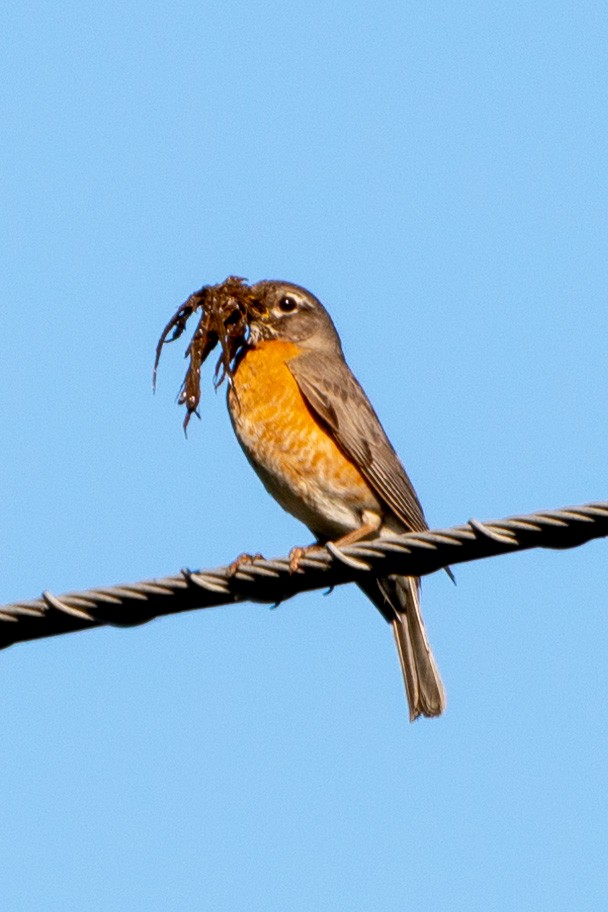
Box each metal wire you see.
[1,500,606,651]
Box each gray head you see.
[247,281,344,354]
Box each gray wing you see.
[287,351,428,534]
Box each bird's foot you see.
[288,543,324,573]
[228,552,264,576]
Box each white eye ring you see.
[277,295,298,313]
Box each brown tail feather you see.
[359,576,445,721]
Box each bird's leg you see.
[289,512,382,572]
[332,510,382,548]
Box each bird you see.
[227,280,445,720]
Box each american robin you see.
[227,281,445,720]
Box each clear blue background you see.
[2,2,607,909]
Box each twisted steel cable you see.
[1,500,606,651]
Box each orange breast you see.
[228,340,379,538]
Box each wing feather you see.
[288,352,428,534]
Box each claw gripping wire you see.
[1,501,607,651]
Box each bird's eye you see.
[278,295,298,313]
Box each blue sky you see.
[2,2,607,909]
